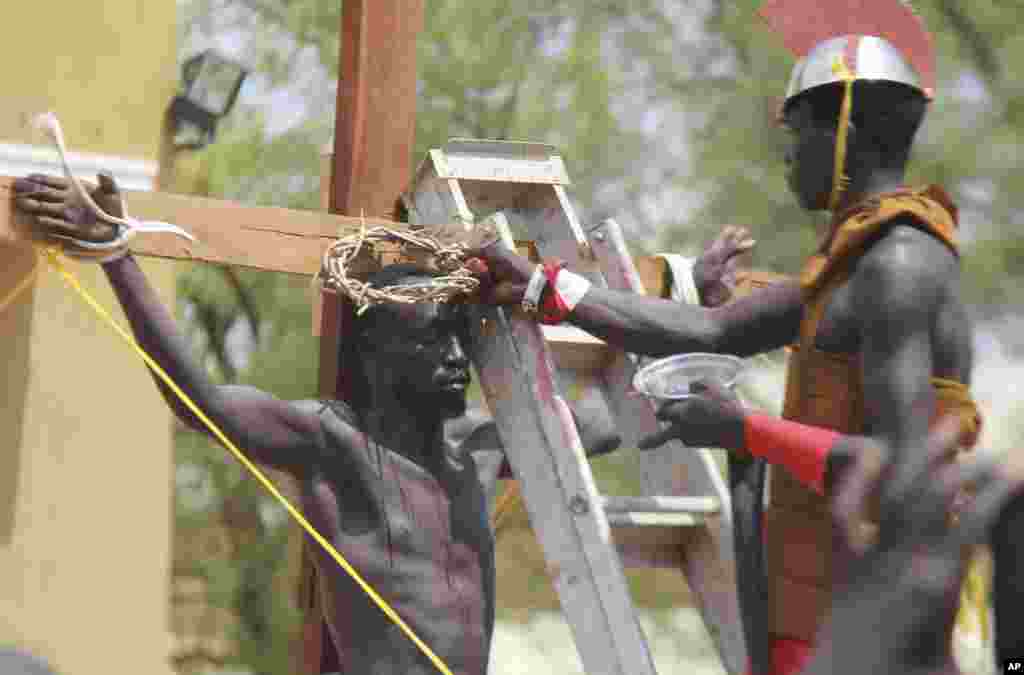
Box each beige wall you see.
[0,3,177,158]
[0,1,178,673]
[0,254,178,675]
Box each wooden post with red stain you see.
[302,1,426,673]
[319,0,426,399]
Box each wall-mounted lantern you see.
[167,50,249,150]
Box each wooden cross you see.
[0,3,424,670]
[0,2,785,673]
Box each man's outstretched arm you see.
[643,226,959,496]
[470,241,805,358]
[14,173,326,478]
[103,255,325,476]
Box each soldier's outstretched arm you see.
[468,231,804,359]
[13,173,326,478]
[569,279,804,358]
[641,224,965,496]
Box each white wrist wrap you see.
[554,270,591,310]
[522,264,547,313]
[657,254,701,306]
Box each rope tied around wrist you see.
[31,112,196,255]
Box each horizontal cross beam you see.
[2,175,789,306]
[0,177,402,276]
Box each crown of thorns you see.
[317,223,481,315]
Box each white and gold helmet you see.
[759,0,935,208]
[784,34,924,105]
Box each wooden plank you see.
[0,177,403,275]
[2,175,793,288]
[544,324,611,374]
[330,0,425,219]
[611,524,695,569]
[407,165,658,674]
[636,254,791,303]
[469,299,658,675]
[305,2,426,671]
[323,0,426,398]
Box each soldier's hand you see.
[638,378,746,452]
[13,172,122,245]
[693,225,756,307]
[466,241,538,306]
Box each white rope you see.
[32,112,195,252]
[657,253,734,522]
[658,253,701,306]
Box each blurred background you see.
[2,1,1021,674]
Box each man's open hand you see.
[13,172,122,245]
[637,379,746,452]
[465,241,537,305]
[694,225,756,307]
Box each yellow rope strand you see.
[829,55,856,211]
[38,247,455,675]
[957,550,990,642]
[490,480,522,535]
[0,254,40,316]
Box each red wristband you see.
[744,413,839,494]
[539,261,570,325]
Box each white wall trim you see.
[0,142,157,192]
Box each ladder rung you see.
[600,495,720,515]
[543,324,610,373]
[607,512,705,527]
[542,324,606,345]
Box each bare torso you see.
[810,225,971,380]
[296,400,504,675]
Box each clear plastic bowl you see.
[632,353,746,400]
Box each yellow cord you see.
[491,480,522,535]
[37,247,455,675]
[829,55,856,212]
[0,254,40,315]
[957,550,990,642]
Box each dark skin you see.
[992,490,1024,666]
[11,172,743,674]
[801,418,1024,675]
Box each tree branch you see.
[936,0,1001,86]
[220,267,261,344]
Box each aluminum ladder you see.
[403,139,745,675]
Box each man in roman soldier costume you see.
[467,1,983,673]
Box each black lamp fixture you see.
[168,50,249,150]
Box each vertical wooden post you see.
[329,0,425,220]
[318,0,426,399]
[303,2,426,673]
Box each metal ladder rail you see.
[404,139,745,674]
[404,147,657,675]
[587,218,745,674]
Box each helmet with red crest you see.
[759,0,936,209]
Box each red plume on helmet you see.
[759,0,936,98]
